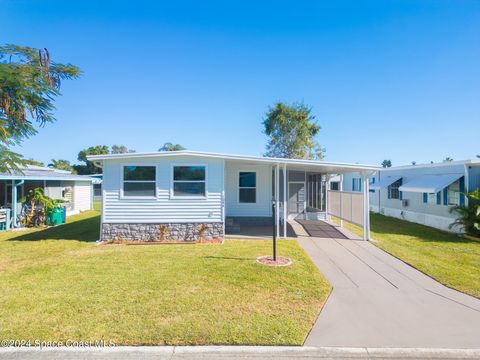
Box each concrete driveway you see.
[297,235,480,348]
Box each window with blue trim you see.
[352,178,362,192]
[388,179,402,200]
[447,180,461,206]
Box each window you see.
[330,181,339,191]
[352,178,362,192]
[173,166,206,197]
[239,172,256,203]
[426,193,437,205]
[447,180,460,206]
[123,166,156,197]
[388,179,402,200]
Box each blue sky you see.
[2,0,479,166]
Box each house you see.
[88,174,103,201]
[342,160,480,232]
[0,165,95,229]
[87,151,378,242]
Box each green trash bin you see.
[47,207,63,226]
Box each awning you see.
[398,174,463,193]
[370,176,402,190]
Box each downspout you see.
[464,164,469,206]
[12,179,24,228]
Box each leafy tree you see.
[381,160,392,168]
[0,44,80,172]
[262,102,324,159]
[48,159,76,173]
[23,158,45,167]
[74,145,109,174]
[111,144,135,154]
[159,142,186,151]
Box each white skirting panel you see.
[372,206,460,233]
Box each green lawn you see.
[0,210,330,345]
[337,213,480,298]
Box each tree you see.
[23,158,45,167]
[449,189,480,237]
[48,159,76,173]
[443,156,453,162]
[0,44,80,172]
[111,144,135,154]
[159,142,186,151]
[74,145,109,174]
[262,102,324,159]
[381,160,392,168]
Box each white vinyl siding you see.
[102,156,223,223]
[225,162,271,217]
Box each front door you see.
[288,182,305,217]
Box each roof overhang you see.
[0,175,94,182]
[87,151,379,174]
[398,174,463,193]
[370,176,402,190]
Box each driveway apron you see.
[297,234,480,348]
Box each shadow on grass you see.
[203,256,256,261]
[370,213,474,245]
[9,215,100,242]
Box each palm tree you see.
[449,189,480,236]
[381,160,392,168]
[159,142,186,151]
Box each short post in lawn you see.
[272,199,277,261]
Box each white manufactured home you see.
[0,165,94,229]
[342,160,480,232]
[87,151,378,241]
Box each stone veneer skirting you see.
[101,222,224,242]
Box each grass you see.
[0,210,330,345]
[334,213,480,298]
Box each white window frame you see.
[237,170,257,204]
[170,163,208,200]
[426,193,437,205]
[388,179,402,200]
[447,180,461,206]
[120,164,157,200]
[352,177,362,192]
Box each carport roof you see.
[0,165,94,182]
[87,150,379,174]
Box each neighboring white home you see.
[87,151,378,242]
[0,165,95,228]
[342,160,480,232]
[88,174,103,201]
